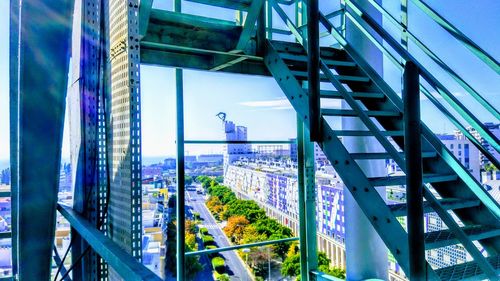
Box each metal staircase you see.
[263,1,500,280]
[137,0,500,279]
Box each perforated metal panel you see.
[69,0,109,279]
[107,0,142,272]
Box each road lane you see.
[187,189,253,281]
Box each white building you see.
[223,121,253,167]
[459,123,500,167]
[438,134,480,180]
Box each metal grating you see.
[388,198,481,217]
[424,225,500,251]
[69,0,110,279]
[435,255,500,281]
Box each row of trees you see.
[164,220,203,279]
[204,183,293,279]
[196,175,223,189]
[281,242,346,279]
[204,180,346,280]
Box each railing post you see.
[297,116,309,281]
[307,0,320,142]
[304,124,318,278]
[256,0,266,56]
[174,2,185,281]
[403,61,426,280]
[175,67,186,281]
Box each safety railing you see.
[336,0,499,169]
[57,204,162,281]
[267,0,499,168]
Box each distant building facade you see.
[0,169,10,185]
[223,121,253,169]
[458,122,500,167]
[437,134,480,180]
[224,162,405,280]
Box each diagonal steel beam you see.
[234,0,264,51]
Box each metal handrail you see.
[269,0,500,217]
[185,236,299,256]
[364,0,499,120]
[318,11,500,218]
[410,0,500,74]
[343,0,500,154]
[325,7,500,169]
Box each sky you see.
[0,0,499,166]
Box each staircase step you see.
[291,70,370,83]
[318,90,385,99]
[368,173,457,186]
[350,151,437,159]
[272,41,349,61]
[334,130,404,137]
[184,0,252,10]
[389,198,481,217]
[279,53,357,67]
[425,225,500,250]
[322,109,401,117]
[435,255,500,281]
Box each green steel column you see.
[257,0,266,56]
[307,0,320,142]
[297,116,308,281]
[403,61,426,280]
[174,3,185,280]
[9,0,19,277]
[175,67,186,281]
[304,124,318,276]
[13,0,74,279]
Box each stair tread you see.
[279,52,357,67]
[184,0,252,10]
[350,151,437,159]
[435,255,500,281]
[368,173,457,186]
[301,88,385,99]
[389,198,481,217]
[334,130,404,137]
[318,90,384,99]
[291,70,370,83]
[425,225,500,250]
[322,109,401,117]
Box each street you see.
[186,187,253,281]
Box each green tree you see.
[164,221,203,279]
[185,175,194,186]
[281,251,345,280]
[281,252,301,277]
[215,175,224,183]
[241,225,267,244]
[253,218,292,237]
[269,233,291,261]
[225,200,265,222]
[223,216,249,243]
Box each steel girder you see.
[11,0,74,279]
[69,0,109,279]
[8,0,19,277]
